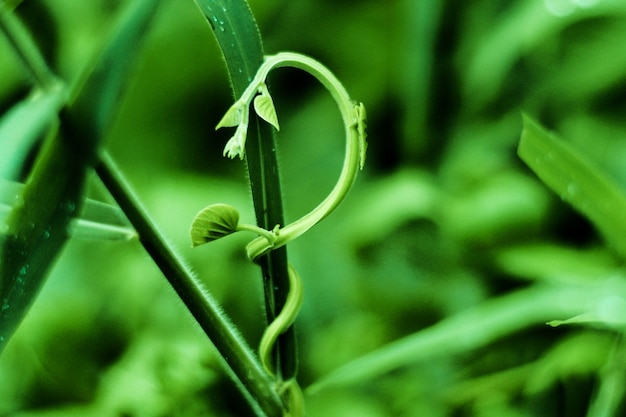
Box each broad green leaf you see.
[518,115,626,258]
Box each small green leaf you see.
[253,86,279,131]
[190,203,240,247]
[215,102,243,130]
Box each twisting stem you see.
[194,51,367,417]
[217,52,367,258]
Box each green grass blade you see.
[194,0,296,384]
[0,85,67,180]
[518,115,626,258]
[0,0,162,353]
[1,179,135,241]
[64,0,162,155]
[308,281,626,393]
[193,0,264,94]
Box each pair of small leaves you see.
[190,203,240,247]
[215,83,279,160]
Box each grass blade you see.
[0,85,67,180]
[0,0,162,353]
[194,0,296,385]
[518,115,626,258]
[308,281,626,393]
[1,179,135,241]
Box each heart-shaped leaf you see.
[253,90,279,131]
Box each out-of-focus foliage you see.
[1,0,626,416]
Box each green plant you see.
[189,51,366,412]
[1,1,365,416]
[3,1,626,416]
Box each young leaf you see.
[190,203,240,247]
[215,102,243,130]
[253,88,279,131]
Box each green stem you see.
[194,0,296,381]
[96,153,283,417]
[226,52,367,259]
[0,3,56,89]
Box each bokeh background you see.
[1,0,626,415]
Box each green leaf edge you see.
[518,114,626,259]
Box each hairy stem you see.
[96,153,283,417]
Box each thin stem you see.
[240,53,367,258]
[96,152,283,417]
[0,3,56,89]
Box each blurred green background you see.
[1,0,626,416]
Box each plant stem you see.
[96,153,283,417]
[194,0,296,380]
[0,3,56,89]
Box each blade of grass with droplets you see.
[194,0,296,384]
[0,0,162,353]
[518,115,626,258]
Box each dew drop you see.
[567,183,578,196]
